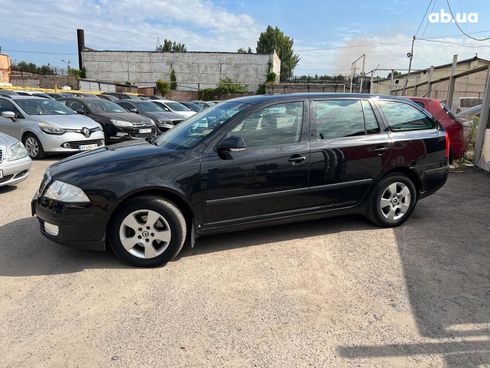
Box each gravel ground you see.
[0,159,488,368]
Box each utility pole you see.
[402,35,415,96]
[349,54,365,93]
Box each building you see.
[372,56,490,111]
[78,31,280,93]
[0,53,11,84]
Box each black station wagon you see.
[32,93,449,267]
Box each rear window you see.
[377,100,436,132]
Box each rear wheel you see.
[368,174,417,227]
[23,133,46,159]
[108,196,187,267]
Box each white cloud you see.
[0,0,261,52]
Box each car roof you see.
[2,95,46,100]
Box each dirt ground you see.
[0,159,488,368]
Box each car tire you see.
[23,133,47,159]
[367,173,417,227]
[108,196,187,267]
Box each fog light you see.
[62,143,71,148]
[44,222,59,236]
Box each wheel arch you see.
[379,167,422,194]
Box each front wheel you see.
[23,133,46,159]
[368,174,417,227]
[108,196,187,267]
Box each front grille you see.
[0,148,3,163]
[0,174,14,184]
[133,121,153,127]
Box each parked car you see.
[0,90,18,98]
[15,91,53,99]
[0,132,32,187]
[455,96,482,113]
[192,100,214,109]
[177,101,201,112]
[102,92,140,100]
[61,97,156,143]
[32,93,449,267]
[0,96,105,159]
[150,99,196,118]
[408,97,465,161]
[116,99,183,133]
[456,104,481,128]
[47,92,73,100]
[97,94,120,102]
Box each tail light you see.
[445,131,450,160]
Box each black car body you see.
[97,94,120,102]
[33,93,449,267]
[116,99,184,132]
[102,92,139,100]
[61,97,156,142]
[179,101,202,112]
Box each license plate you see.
[79,143,98,150]
[139,128,152,134]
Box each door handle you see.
[374,146,389,154]
[288,155,307,164]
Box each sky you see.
[1,0,490,78]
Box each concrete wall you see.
[82,50,280,92]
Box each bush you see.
[217,78,247,93]
[170,69,177,90]
[199,88,217,101]
[156,79,170,96]
[256,84,266,94]
[266,72,276,83]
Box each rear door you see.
[307,98,392,208]
[200,100,310,224]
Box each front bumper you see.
[39,131,105,153]
[110,125,156,141]
[0,155,32,187]
[32,194,107,251]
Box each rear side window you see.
[377,100,436,132]
[312,99,379,139]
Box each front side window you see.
[0,99,20,115]
[228,102,303,147]
[153,100,251,150]
[312,99,366,139]
[377,100,436,131]
[15,99,75,115]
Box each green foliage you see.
[11,61,55,75]
[386,70,402,79]
[218,77,247,93]
[156,39,187,52]
[266,72,277,83]
[156,79,170,96]
[256,25,299,81]
[68,67,86,78]
[256,84,266,94]
[237,47,253,54]
[198,88,217,101]
[170,69,177,90]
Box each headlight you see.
[7,141,28,161]
[39,122,65,135]
[159,119,172,125]
[110,119,133,128]
[44,180,90,203]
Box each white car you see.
[0,96,105,159]
[150,99,196,118]
[0,132,32,187]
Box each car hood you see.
[0,132,19,148]
[28,114,101,129]
[90,112,154,124]
[47,140,184,186]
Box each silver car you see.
[0,132,32,187]
[0,96,105,159]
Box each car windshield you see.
[165,101,191,111]
[134,101,167,113]
[16,98,75,115]
[153,101,251,150]
[85,100,127,113]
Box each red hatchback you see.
[408,97,465,161]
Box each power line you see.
[2,49,77,55]
[446,0,490,41]
[421,0,437,37]
[417,37,490,48]
[415,0,435,36]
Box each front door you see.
[201,101,310,225]
[0,99,22,139]
[307,98,392,208]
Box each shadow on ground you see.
[338,169,490,367]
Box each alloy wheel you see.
[118,209,172,259]
[25,137,39,158]
[380,182,411,221]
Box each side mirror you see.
[1,111,16,121]
[217,135,247,153]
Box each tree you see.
[170,69,177,90]
[237,47,253,54]
[256,26,299,81]
[156,39,187,52]
[156,79,170,96]
[386,70,402,79]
